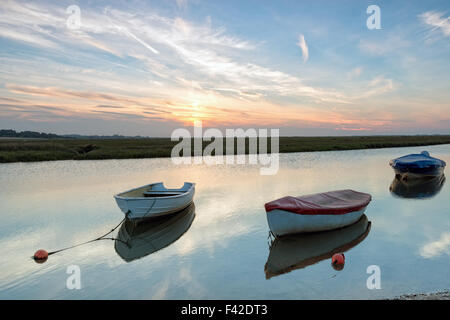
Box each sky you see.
[0,0,449,136]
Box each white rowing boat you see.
[264,189,372,237]
[114,182,195,220]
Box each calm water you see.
[0,145,449,299]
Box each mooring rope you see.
[34,217,128,259]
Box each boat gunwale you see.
[114,182,195,201]
[266,204,369,216]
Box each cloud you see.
[296,34,309,63]
[4,84,176,118]
[1,1,445,136]
[211,88,263,99]
[96,105,125,109]
[419,11,450,38]
[90,109,152,119]
[109,21,159,54]
[420,232,450,258]
[0,25,58,49]
[0,2,350,105]
[366,76,395,96]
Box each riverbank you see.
[392,291,450,300]
[1,135,450,163]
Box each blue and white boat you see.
[389,151,446,180]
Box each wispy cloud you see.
[0,2,353,108]
[108,18,159,54]
[419,11,450,38]
[0,25,58,48]
[95,105,125,109]
[296,34,309,63]
[356,76,395,98]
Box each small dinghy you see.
[114,182,195,220]
[265,215,371,279]
[390,174,446,199]
[390,151,446,180]
[264,189,371,237]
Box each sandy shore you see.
[393,291,450,300]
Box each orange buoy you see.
[331,253,345,271]
[34,249,48,263]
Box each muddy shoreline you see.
[392,291,450,300]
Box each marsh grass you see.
[1,135,450,163]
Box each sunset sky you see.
[0,0,449,136]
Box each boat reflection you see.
[264,215,371,279]
[114,203,195,262]
[389,174,445,199]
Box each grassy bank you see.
[1,135,450,163]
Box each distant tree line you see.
[0,129,147,139]
[0,129,60,139]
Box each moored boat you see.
[265,214,371,279]
[389,151,446,180]
[264,189,372,237]
[114,182,195,220]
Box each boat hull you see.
[392,166,444,179]
[114,182,195,220]
[266,206,367,237]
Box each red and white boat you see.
[264,189,372,237]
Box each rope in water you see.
[33,217,127,262]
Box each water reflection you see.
[264,215,371,279]
[1,144,449,299]
[114,203,195,262]
[389,175,446,199]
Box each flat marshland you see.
[1,135,450,163]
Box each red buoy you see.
[331,253,345,271]
[34,249,48,263]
